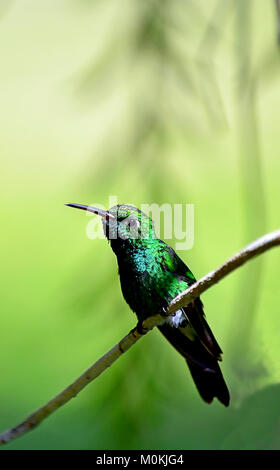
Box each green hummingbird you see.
[66,203,230,406]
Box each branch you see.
[0,229,279,446]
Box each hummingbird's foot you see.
[136,321,149,335]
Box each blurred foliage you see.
[0,0,280,450]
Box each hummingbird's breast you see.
[116,240,188,321]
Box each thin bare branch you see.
[0,229,279,446]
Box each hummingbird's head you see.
[65,203,156,246]
[105,204,156,243]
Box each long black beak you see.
[65,203,114,220]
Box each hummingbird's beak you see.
[65,203,114,220]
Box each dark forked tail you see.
[158,323,230,407]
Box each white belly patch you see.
[165,309,185,328]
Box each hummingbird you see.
[66,203,230,406]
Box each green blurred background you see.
[0,0,280,450]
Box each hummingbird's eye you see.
[118,216,141,240]
[121,217,140,230]
[129,217,140,229]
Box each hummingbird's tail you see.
[185,358,229,407]
[158,323,230,407]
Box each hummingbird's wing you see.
[183,298,223,360]
[160,244,222,360]
[158,244,229,406]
